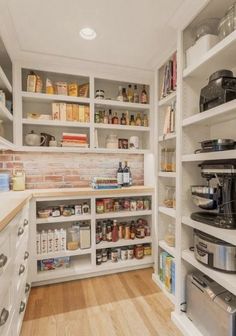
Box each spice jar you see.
[96,252,102,265]
[106,224,112,242]
[118,223,124,239]
[136,199,144,211]
[143,244,152,256]
[163,186,176,208]
[96,199,104,213]
[164,224,175,247]
[130,199,137,211]
[134,244,144,259]
[143,199,150,210]
[161,148,176,172]
[113,200,120,212]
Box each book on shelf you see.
[160,52,177,99]
[159,251,175,294]
[162,103,175,135]
[61,132,88,147]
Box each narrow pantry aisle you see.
[21,268,181,336]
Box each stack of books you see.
[61,132,89,148]
[160,52,177,99]
[91,177,120,189]
[159,251,175,294]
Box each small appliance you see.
[191,160,236,229]
[187,271,236,336]
[193,229,236,273]
[195,139,236,153]
[199,69,236,112]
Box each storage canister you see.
[0,174,10,192]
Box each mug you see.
[49,140,57,147]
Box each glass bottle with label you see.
[123,161,130,187]
[130,115,135,126]
[127,84,134,102]
[125,111,129,125]
[103,111,109,124]
[143,114,148,127]
[112,112,119,124]
[120,113,126,125]
[117,162,123,186]
[135,112,142,126]
[141,85,148,104]
[122,88,128,102]
[117,86,123,101]
[108,109,112,124]
[133,85,139,103]
[112,220,119,242]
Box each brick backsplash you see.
[0,151,144,189]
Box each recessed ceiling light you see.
[80,27,96,40]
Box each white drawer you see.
[0,287,12,336]
[0,225,11,278]
[14,204,29,249]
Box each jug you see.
[40,133,55,146]
[25,130,46,146]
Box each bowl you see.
[37,209,51,218]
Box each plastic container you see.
[161,148,175,172]
[0,173,10,192]
[164,224,175,247]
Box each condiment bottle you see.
[106,224,112,242]
[103,112,109,124]
[122,88,128,102]
[130,221,136,240]
[130,115,135,126]
[143,114,148,127]
[102,221,107,241]
[127,84,134,102]
[133,85,139,103]
[120,113,126,125]
[112,220,119,242]
[117,86,123,101]
[135,112,142,126]
[125,224,131,240]
[141,85,148,104]
[112,112,119,124]
[108,109,113,124]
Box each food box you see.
[38,256,70,271]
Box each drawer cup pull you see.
[0,308,9,326]
[24,251,29,260]
[19,301,26,314]
[19,264,25,275]
[25,283,31,293]
[18,227,24,236]
[0,254,7,268]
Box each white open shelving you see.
[94,98,150,111]
[36,214,92,224]
[95,209,152,219]
[158,133,176,142]
[94,123,150,132]
[21,91,91,104]
[158,240,176,258]
[0,102,13,121]
[158,92,176,107]
[96,236,152,250]
[22,118,91,128]
[182,149,236,162]
[0,65,12,93]
[152,273,176,304]
[96,256,153,272]
[158,172,176,178]
[158,206,176,218]
[36,248,92,260]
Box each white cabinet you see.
[0,202,30,336]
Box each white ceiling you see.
[3,0,207,70]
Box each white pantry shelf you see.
[22,118,91,128]
[182,99,236,127]
[158,92,176,107]
[152,273,175,304]
[0,136,15,150]
[158,133,176,142]
[158,240,176,258]
[36,214,91,224]
[0,66,12,93]
[19,146,91,153]
[95,209,152,220]
[0,102,13,122]
[183,30,236,79]
[158,172,176,178]
[158,206,176,218]
[36,248,92,260]
[171,312,203,336]
[182,149,236,162]
[182,249,236,296]
[182,216,236,246]
[94,98,150,111]
[96,256,153,272]
[22,91,91,104]
[96,236,152,250]
[93,148,149,154]
[94,123,150,132]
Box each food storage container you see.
[106,134,118,149]
[161,148,175,172]
[164,224,175,247]
[67,227,80,250]
[163,186,176,208]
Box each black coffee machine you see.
[191,160,236,229]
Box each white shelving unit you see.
[30,188,154,285]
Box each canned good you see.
[102,250,108,262]
[96,253,102,265]
[143,244,152,256]
[111,249,118,262]
[128,246,134,259]
[130,200,137,211]
[136,199,144,211]
[135,244,144,259]
[116,247,121,259]
[96,200,104,214]
[121,247,128,260]
[125,224,131,240]
[103,198,113,213]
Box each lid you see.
[209,69,233,82]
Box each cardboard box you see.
[38,257,70,271]
[59,103,67,121]
[66,104,73,121]
[52,103,60,120]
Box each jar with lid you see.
[82,202,90,214]
[96,252,102,265]
[136,220,145,239]
[130,221,136,239]
[111,249,118,262]
[113,200,120,212]
[52,207,61,217]
[161,148,176,172]
[134,244,144,259]
[96,200,104,214]
[128,246,134,259]
[102,249,108,263]
[96,224,101,244]
[102,221,107,241]
[143,244,152,256]
[121,247,128,260]
[164,224,175,247]
[67,227,80,250]
[163,186,176,208]
[106,134,118,149]
[124,224,131,240]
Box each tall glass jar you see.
[161,148,176,172]
[163,186,176,208]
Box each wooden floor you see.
[21,268,182,336]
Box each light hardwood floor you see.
[21,268,182,336]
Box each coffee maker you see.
[191,160,236,229]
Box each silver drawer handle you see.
[18,227,24,236]
[0,308,9,326]
[0,254,7,268]
[24,251,29,260]
[19,301,26,314]
[19,264,25,275]
[23,219,28,227]
[25,283,31,294]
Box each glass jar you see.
[164,224,175,247]
[106,134,118,149]
[161,148,176,172]
[163,186,176,208]
[67,227,80,250]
